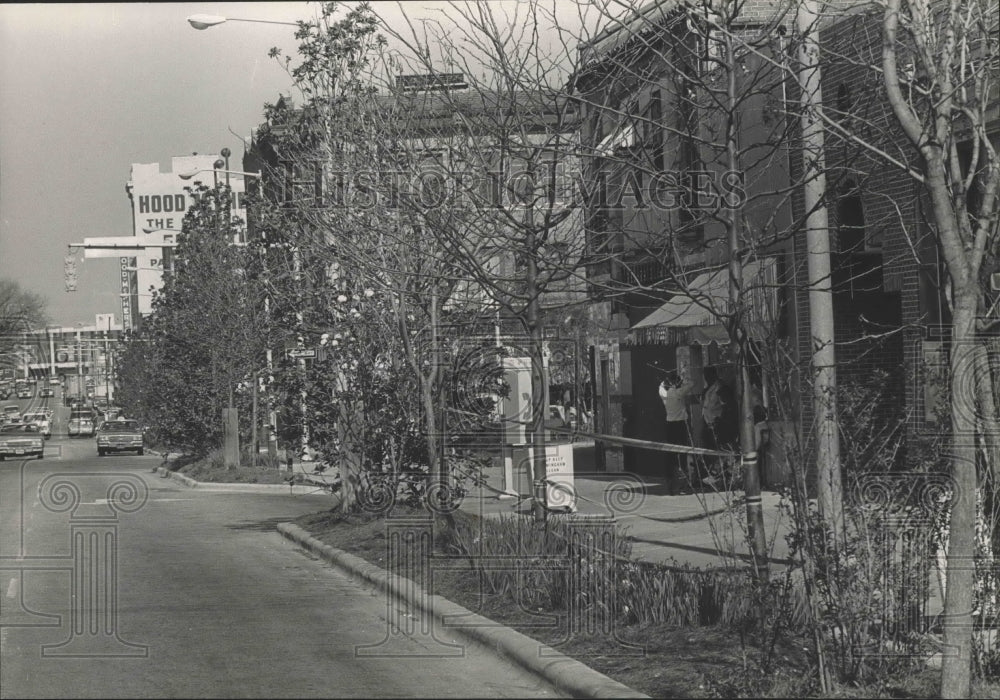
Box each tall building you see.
[124,155,248,328]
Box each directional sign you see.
[286,348,317,359]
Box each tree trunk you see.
[525,220,547,523]
[940,291,979,698]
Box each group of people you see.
[658,365,761,495]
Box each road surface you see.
[1,433,561,698]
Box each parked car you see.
[68,409,95,438]
[0,423,44,460]
[20,411,51,439]
[96,419,144,456]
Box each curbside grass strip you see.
[155,466,199,487]
[276,522,649,699]
[152,466,326,494]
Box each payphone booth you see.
[499,355,575,511]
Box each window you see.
[837,183,867,252]
[649,90,664,172]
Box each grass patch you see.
[166,449,292,485]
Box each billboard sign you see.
[127,155,246,315]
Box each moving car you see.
[68,408,95,438]
[96,419,144,456]
[39,387,55,398]
[49,377,60,385]
[20,411,51,439]
[2,405,20,425]
[0,423,44,460]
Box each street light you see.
[177,167,261,181]
[186,14,298,30]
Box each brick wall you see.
[788,9,935,475]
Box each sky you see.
[0,1,594,329]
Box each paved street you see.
[0,440,562,699]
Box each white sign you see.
[120,258,133,331]
[544,443,575,511]
[287,348,317,359]
[128,155,247,315]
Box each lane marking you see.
[88,498,192,505]
[6,576,17,598]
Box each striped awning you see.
[628,258,779,346]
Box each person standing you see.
[701,366,725,451]
[659,369,694,495]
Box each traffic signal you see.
[64,255,78,292]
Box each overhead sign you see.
[80,234,177,258]
[286,348,317,359]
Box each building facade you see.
[16,315,125,401]
[571,0,986,482]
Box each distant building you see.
[19,315,124,400]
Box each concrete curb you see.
[152,466,332,495]
[276,522,649,699]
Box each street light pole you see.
[185,16,294,462]
[187,14,298,30]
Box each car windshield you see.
[1,424,35,433]
[100,421,139,432]
[22,414,44,421]
[3,406,19,414]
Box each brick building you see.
[572,0,984,483]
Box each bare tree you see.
[877,0,1000,695]
[0,278,48,344]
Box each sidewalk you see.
[280,444,792,570]
[457,442,793,571]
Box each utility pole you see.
[797,0,843,537]
[75,327,82,403]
